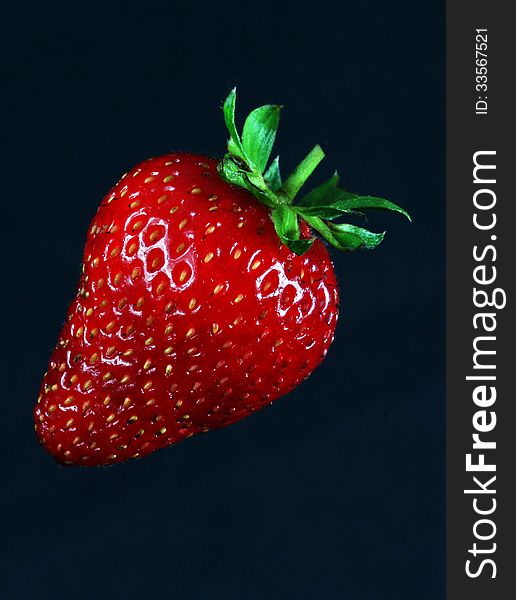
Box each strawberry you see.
[34,89,409,466]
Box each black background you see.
[2,1,444,598]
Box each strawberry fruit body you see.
[35,90,409,466]
[35,154,337,465]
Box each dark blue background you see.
[2,1,444,598]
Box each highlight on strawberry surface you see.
[34,89,410,467]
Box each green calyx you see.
[217,88,411,255]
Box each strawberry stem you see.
[217,88,411,255]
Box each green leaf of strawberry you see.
[304,216,385,251]
[298,172,412,221]
[263,156,282,191]
[222,88,247,163]
[271,205,315,254]
[242,104,281,172]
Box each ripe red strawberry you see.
[35,90,409,466]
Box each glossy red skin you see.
[34,154,339,466]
